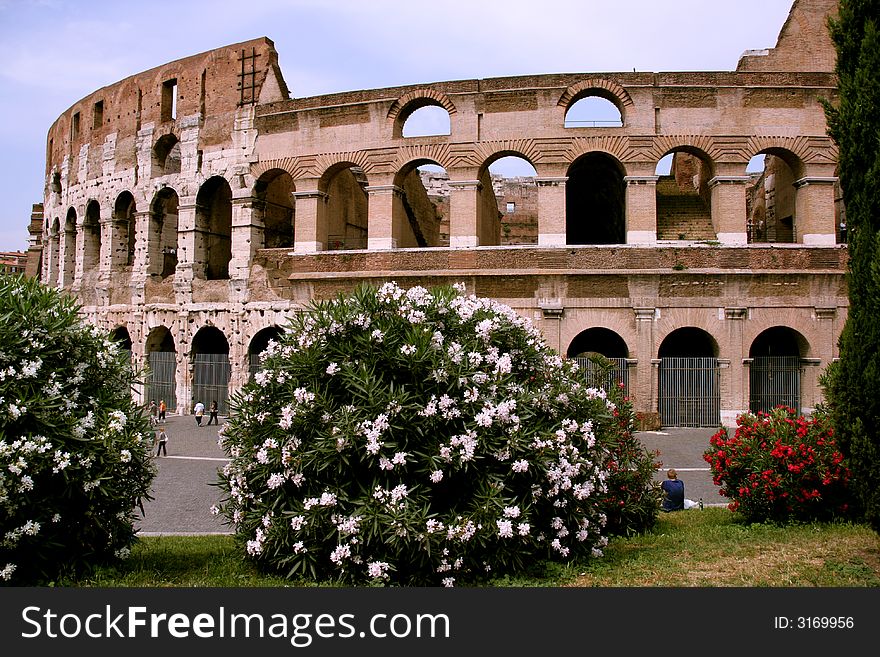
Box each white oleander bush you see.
[216,282,629,585]
[0,276,156,585]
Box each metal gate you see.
[146,351,177,412]
[192,353,231,414]
[749,356,801,414]
[658,357,720,427]
[574,357,629,396]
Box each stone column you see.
[536,177,567,246]
[811,306,838,409]
[723,307,748,427]
[174,199,197,303]
[366,184,406,250]
[229,195,261,282]
[795,177,838,245]
[538,299,564,352]
[624,175,658,244]
[448,179,482,248]
[708,175,750,244]
[634,307,657,427]
[293,181,328,253]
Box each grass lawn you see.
[71,508,880,587]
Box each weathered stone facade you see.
[32,0,845,427]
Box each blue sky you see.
[0,0,796,251]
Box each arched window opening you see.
[658,327,719,428]
[111,326,133,351]
[746,150,799,243]
[113,192,137,267]
[153,134,181,176]
[402,105,451,138]
[150,187,179,278]
[248,326,283,379]
[191,326,231,415]
[196,177,232,279]
[324,166,369,250]
[47,218,60,286]
[488,156,538,246]
[567,327,630,394]
[393,162,447,248]
[749,326,806,414]
[145,327,177,412]
[564,95,623,128]
[83,200,102,270]
[566,152,625,245]
[655,151,715,241]
[255,170,295,249]
[62,208,76,285]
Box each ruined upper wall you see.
[44,37,287,178]
[737,0,838,72]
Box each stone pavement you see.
[135,419,730,536]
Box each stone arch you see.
[195,175,233,279]
[558,78,634,111]
[47,217,61,286]
[744,145,806,243]
[392,158,448,248]
[82,199,102,270]
[145,325,177,412]
[565,151,627,244]
[110,325,133,351]
[61,207,76,286]
[566,326,631,393]
[318,161,369,250]
[748,326,809,414]
[254,168,296,249]
[653,145,716,241]
[657,326,720,427]
[150,186,179,278]
[113,191,137,267]
[191,325,231,414]
[248,325,283,379]
[567,327,630,358]
[153,132,181,176]
[388,88,457,138]
[479,148,540,247]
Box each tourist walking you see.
[207,400,219,426]
[158,400,167,421]
[193,400,205,427]
[156,427,168,457]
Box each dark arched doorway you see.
[566,153,625,244]
[248,326,283,380]
[658,327,719,427]
[567,327,630,394]
[749,327,806,414]
[191,326,231,414]
[145,327,177,412]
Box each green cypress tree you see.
[823,0,880,532]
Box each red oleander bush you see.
[704,406,854,523]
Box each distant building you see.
[0,250,28,275]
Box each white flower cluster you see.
[218,281,614,585]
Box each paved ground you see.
[135,418,729,535]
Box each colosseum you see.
[29,0,846,428]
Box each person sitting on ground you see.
[661,468,685,512]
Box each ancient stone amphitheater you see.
[30,0,845,428]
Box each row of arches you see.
[44,143,823,286]
[569,325,808,427]
[112,319,807,428]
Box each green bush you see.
[704,407,853,523]
[217,282,652,585]
[577,355,662,536]
[0,276,156,584]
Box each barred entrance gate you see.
[146,351,177,412]
[574,357,629,396]
[192,353,231,415]
[658,357,720,427]
[749,356,801,414]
